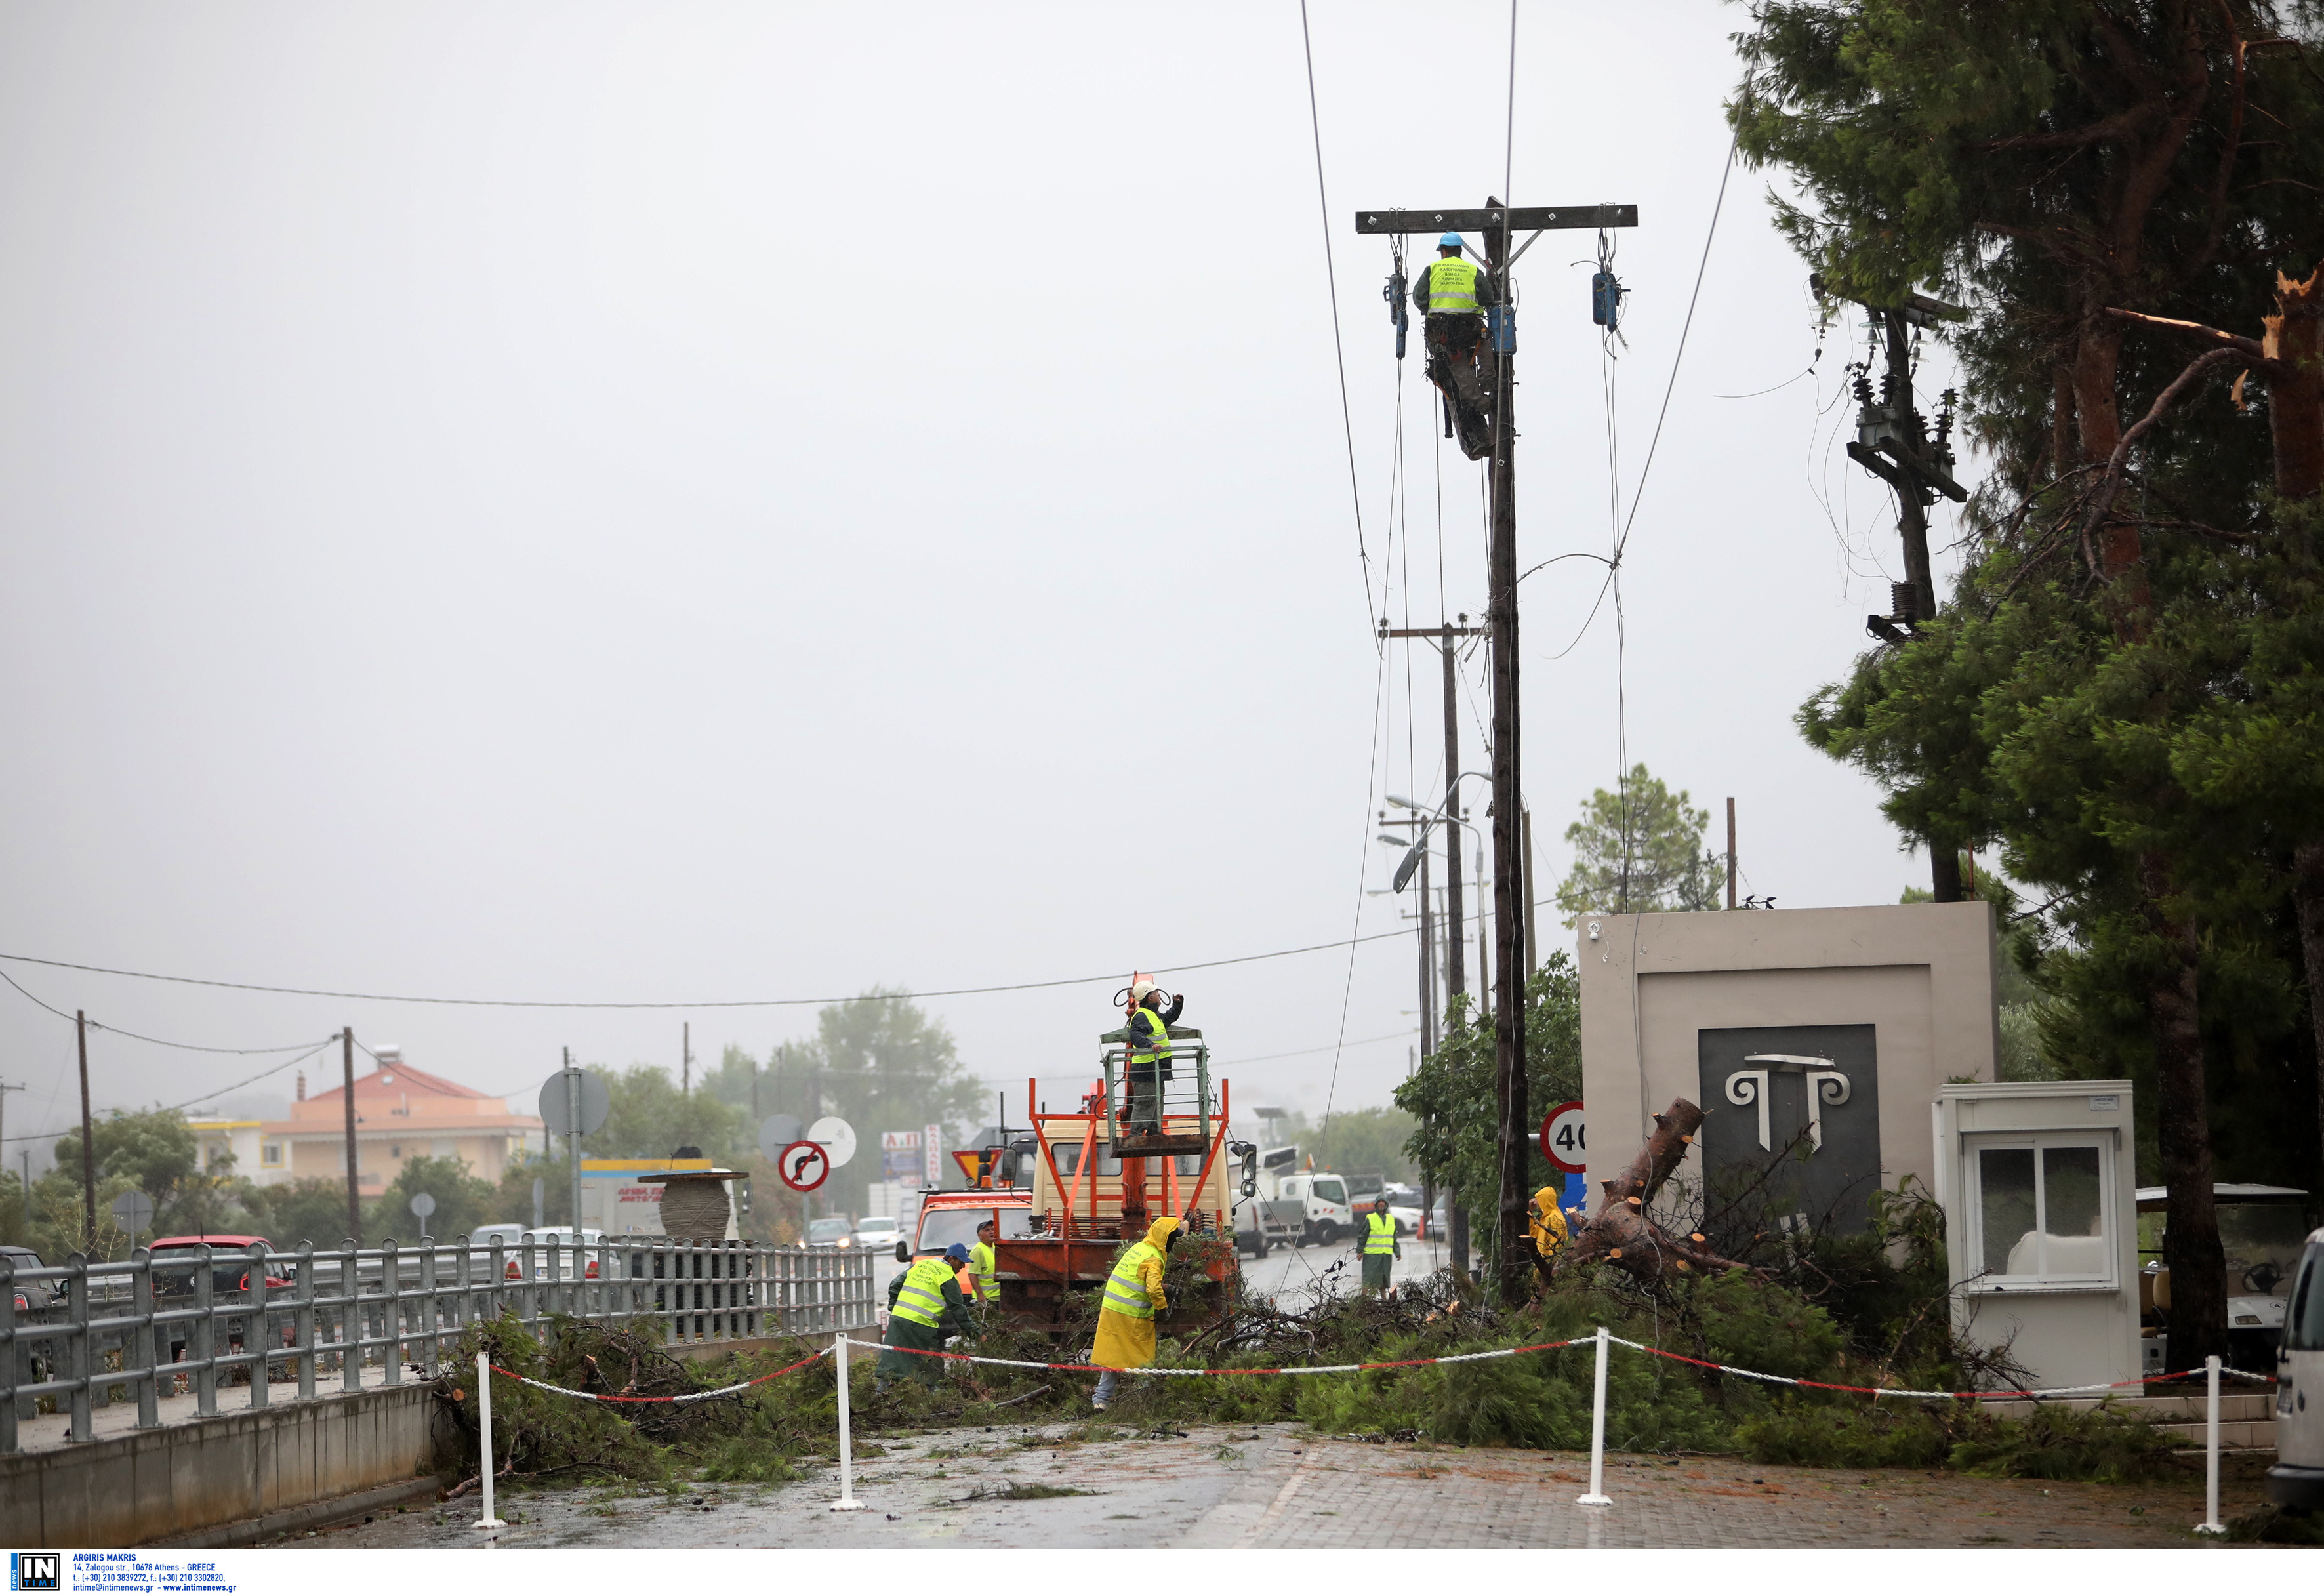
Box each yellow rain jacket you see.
[1091,1215,1181,1371]
[1528,1185,1570,1262]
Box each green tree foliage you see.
[32,1108,221,1259]
[1395,955,1583,1263]
[239,1179,360,1250]
[576,1064,752,1166]
[1734,3,2324,1364]
[1271,1107,1419,1182]
[1553,764,1722,922]
[369,1153,498,1244]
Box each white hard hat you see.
[1130,978,1158,1003]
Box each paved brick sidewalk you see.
[277,1422,2286,1551]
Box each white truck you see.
[1241,1147,1358,1250]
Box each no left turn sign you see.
[778,1139,830,1193]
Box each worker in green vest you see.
[1412,232,1499,460]
[1124,977,1184,1137]
[876,1242,976,1391]
[1090,1214,1182,1410]
[1357,1198,1402,1294]
[969,1218,1000,1305]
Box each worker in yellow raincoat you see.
[1090,1214,1181,1411]
[1527,1185,1570,1286]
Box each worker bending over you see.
[1412,232,1499,460]
[1124,977,1185,1136]
[1358,1197,1402,1294]
[877,1242,977,1391]
[1090,1214,1182,1410]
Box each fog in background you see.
[0,2,1978,1172]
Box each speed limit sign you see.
[777,1139,830,1193]
[1541,1101,1587,1174]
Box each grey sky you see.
[0,2,1976,1167]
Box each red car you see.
[146,1235,295,1295]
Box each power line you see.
[0,964,336,1055]
[0,919,1438,1012]
[1295,0,1378,645]
[2,1036,340,1144]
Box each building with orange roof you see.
[191,1046,546,1194]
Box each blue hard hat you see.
[1438,232,1465,249]
[944,1242,971,1263]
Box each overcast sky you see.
[0,1,1979,1170]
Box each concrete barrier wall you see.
[1,1383,440,1547]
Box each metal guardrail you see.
[0,1235,876,1454]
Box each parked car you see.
[2,1244,49,1312]
[804,1217,853,1248]
[510,1227,611,1281]
[2268,1223,2324,1513]
[853,1216,901,1252]
[146,1235,295,1295]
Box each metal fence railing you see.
[1,1235,877,1454]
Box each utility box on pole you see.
[1932,1080,2140,1393]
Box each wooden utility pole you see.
[1379,617,1483,1278]
[1829,281,1970,901]
[342,1027,361,1244]
[1726,797,1737,910]
[682,1022,691,1098]
[1359,200,1636,1303]
[75,1010,95,1247]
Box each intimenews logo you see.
[11,1553,60,1592]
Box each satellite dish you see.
[758,1113,804,1160]
[807,1116,857,1170]
[537,1067,610,1137]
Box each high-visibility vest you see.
[891,1256,955,1329]
[1423,257,1480,314]
[969,1240,996,1299]
[1128,1008,1172,1073]
[1364,1211,1398,1256]
[1101,1240,1162,1319]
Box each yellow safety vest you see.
[1101,1239,1162,1319]
[891,1256,955,1329]
[1424,258,1480,314]
[1128,1008,1172,1073]
[1364,1211,1398,1256]
[969,1240,996,1300]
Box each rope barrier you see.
[1604,1335,2277,1400]
[838,1335,1583,1378]
[485,1347,828,1404]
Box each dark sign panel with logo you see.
[1696,1024,1883,1235]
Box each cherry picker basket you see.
[1099,1023,1215,1156]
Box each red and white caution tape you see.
[486,1347,828,1404]
[1607,1336,2278,1399]
[841,1335,1581,1377]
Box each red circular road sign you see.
[777,1139,830,1193]
[1541,1100,1587,1174]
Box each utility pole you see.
[1359,199,1636,1303]
[1827,277,1970,901]
[0,1078,24,1237]
[1726,797,1738,910]
[563,1046,581,1234]
[76,1010,95,1248]
[342,1027,361,1244]
[682,1022,691,1099]
[1379,615,1484,1279]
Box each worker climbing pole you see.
[1356,199,1637,1303]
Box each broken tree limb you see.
[1553,1098,1752,1285]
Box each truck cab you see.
[1272,1172,1356,1248]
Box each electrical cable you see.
[2,1036,340,1144]
[0,964,337,1055]
[1295,0,1378,646]
[0,918,1439,1012]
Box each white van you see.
[1273,1172,1356,1248]
[2269,1224,2324,1513]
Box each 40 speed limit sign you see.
[1539,1101,1587,1174]
[777,1139,831,1193]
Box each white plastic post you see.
[1577,1325,1613,1506]
[830,1331,864,1511]
[472,1351,506,1530]
[2195,1353,2225,1534]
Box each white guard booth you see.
[1932,1080,2140,1392]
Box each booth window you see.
[261,1143,283,1167]
[1970,1137,2113,1288]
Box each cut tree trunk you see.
[1555,1098,1751,1285]
[2268,266,2321,501]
